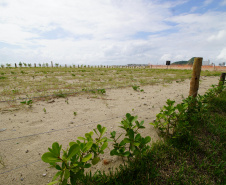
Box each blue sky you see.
[0,0,226,66]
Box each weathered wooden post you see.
[34,63,36,67]
[65,64,67,68]
[51,61,53,68]
[189,57,203,97]
[219,73,225,86]
[15,63,17,68]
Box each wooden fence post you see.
[51,61,53,68]
[189,57,203,97]
[15,63,17,68]
[219,73,225,86]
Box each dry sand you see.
[0,76,220,185]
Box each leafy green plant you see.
[150,99,189,139]
[73,112,77,116]
[42,124,108,185]
[19,62,22,67]
[97,89,106,95]
[132,85,140,91]
[132,85,144,92]
[110,113,151,163]
[20,100,33,107]
[43,108,46,113]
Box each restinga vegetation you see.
[0,66,222,102]
[42,84,225,184]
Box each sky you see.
[0,0,226,66]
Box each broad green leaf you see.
[47,180,60,185]
[100,127,107,136]
[69,142,76,147]
[64,169,70,180]
[67,144,80,159]
[135,134,141,141]
[93,129,98,136]
[128,129,134,140]
[89,131,94,137]
[139,126,145,129]
[52,142,61,156]
[110,131,116,138]
[140,120,144,126]
[84,163,92,168]
[123,138,130,143]
[123,151,130,157]
[83,141,93,152]
[42,152,61,163]
[119,140,126,146]
[85,133,93,140]
[100,142,108,151]
[82,153,92,162]
[55,164,61,170]
[110,149,118,156]
[144,136,151,144]
[134,142,140,146]
[52,171,62,181]
[77,137,86,141]
[92,157,100,165]
[97,124,102,133]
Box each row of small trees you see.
[0,62,60,68]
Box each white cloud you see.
[217,48,226,60]
[207,30,226,41]
[0,0,226,65]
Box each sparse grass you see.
[0,67,222,101]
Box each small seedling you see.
[20,100,33,107]
[43,108,46,113]
[97,89,106,94]
[132,85,140,91]
[73,112,77,116]
[65,98,69,104]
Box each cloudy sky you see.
[0,0,226,66]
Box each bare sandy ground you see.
[0,76,220,185]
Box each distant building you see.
[219,62,226,66]
[203,59,210,66]
[127,64,149,67]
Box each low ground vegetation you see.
[0,67,222,102]
[42,83,225,184]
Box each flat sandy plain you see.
[0,67,222,185]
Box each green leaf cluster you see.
[20,100,33,107]
[110,113,151,162]
[41,124,108,185]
